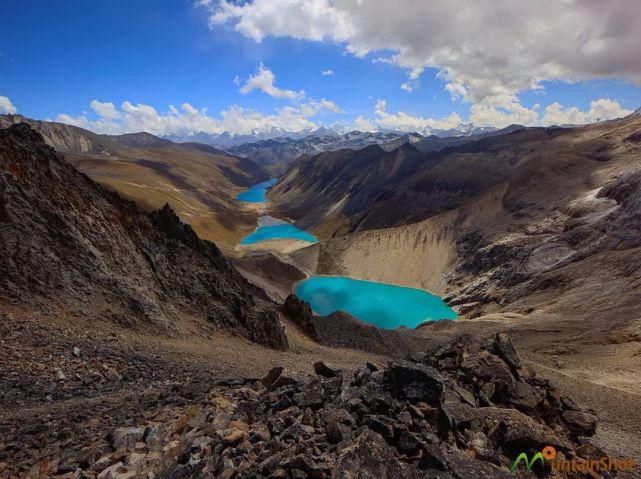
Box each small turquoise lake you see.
[241,216,318,245]
[236,178,277,203]
[295,276,457,329]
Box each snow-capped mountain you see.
[223,130,425,174]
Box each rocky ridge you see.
[25,334,608,478]
[0,123,286,349]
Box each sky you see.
[1,0,641,136]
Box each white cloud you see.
[90,100,120,120]
[541,98,633,126]
[0,95,17,114]
[469,100,540,129]
[239,63,305,100]
[199,0,641,119]
[321,69,334,76]
[373,99,463,133]
[351,115,376,132]
[206,0,355,43]
[55,97,345,136]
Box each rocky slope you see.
[13,334,611,478]
[1,122,638,477]
[264,114,641,463]
[0,115,268,251]
[269,114,641,311]
[0,123,286,349]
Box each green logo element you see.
[510,451,545,473]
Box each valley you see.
[5,2,641,477]
[0,115,269,253]
[231,112,641,471]
[2,114,641,477]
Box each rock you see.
[228,420,249,432]
[92,455,113,473]
[97,462,124,479]
[144,424,165,448]
[269,374,298,391]
[271,394,293,412]
[293,380,325,408]
[281,421,315,441]
[492,333,521,371]
[112,427,145,450]
[461,352,515,398]
[73,346,81,357]
[562,410,597,436]
[262,367,283,389]
[313,361,341,378]
[63,338,602,479]
[506,381,541,412]
[280,295,319,340]
[248,422,271,443]
[446,455,513,479]
[282,453,322,476]
[363,415,395,440]
[258,452,286,474]
[333,429,417,478]
[384,361,444,404]
[222,428,246,446]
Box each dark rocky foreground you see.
[18,334,609,478]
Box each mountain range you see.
[3,111,641,475]
[162,123,494,147]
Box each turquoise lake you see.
[236,178,277,203]
[295,276,457,329]
[241,216,318,245]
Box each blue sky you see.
[2,0,641,136]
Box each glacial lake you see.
[241,216,318,245]
[236,178,277,203]
[295,276,457,329]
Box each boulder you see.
[313,361,342,378]
[492,333,521,372]
[384,361,444,405]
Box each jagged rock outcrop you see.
[0,123,287,349]
[280,294,427,357]
[62,335,602,478]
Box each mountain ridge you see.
[0,123,287,348]
[0,114,268,251]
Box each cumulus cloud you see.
[373,99,463,133]
[200,0,641,119]
[90,100,120,120]
[321,69,334,76]
[0,95,17,114]
[55,98,344,136]
[239,63,305,100]
[351,115,376,132]
[540,98,633,126]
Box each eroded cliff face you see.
[0,123,287,349]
